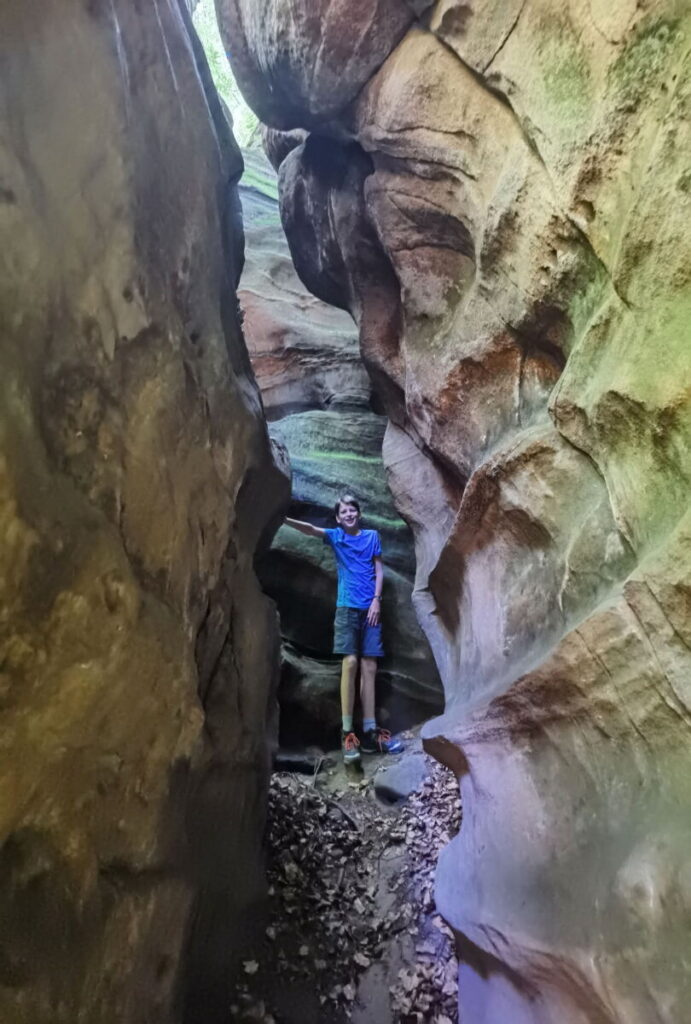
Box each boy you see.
[285,494,404,762]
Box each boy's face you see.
[336,502,360,530]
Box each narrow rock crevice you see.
[4,3,691,1023]
[217,4,691,1021]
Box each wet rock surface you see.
[239,152,442,747]
[223,2,691,1020]
[0,3,287,1022]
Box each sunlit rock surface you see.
[223,1,691,1019]
[238,151,442,743]
[0,3,288,1022]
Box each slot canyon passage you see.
[1,1,691,1024]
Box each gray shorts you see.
[333,607,385,658]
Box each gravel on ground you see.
[228,744,462,1023]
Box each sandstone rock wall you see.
[220,2,691,1020]
[238,151,442,743]
[0,3,287,1022]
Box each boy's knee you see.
[343,654,358,668]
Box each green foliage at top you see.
[192,0,260,149]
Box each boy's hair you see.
[334,493,361,517]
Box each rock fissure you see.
[218,3,691,1018]
[238,147,443,749]
[4,2,691,1022]
[480,0,529,73]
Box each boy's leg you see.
[334,607,362,762]
[340,654,358,724]
[360,657,377,723]
[359,620,404,754]
[360,611,383,727]
[335,608,359,728]
[340,655,360,762]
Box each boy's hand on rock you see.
[367,600,380,626]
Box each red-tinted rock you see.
[221,2,691,1019]
[239,151,370,417]
[215,0,414,128]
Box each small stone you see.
[415,940,436,955]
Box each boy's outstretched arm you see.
[284,516,326,539]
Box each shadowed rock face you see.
[238,151,371,419]
[222,2,691,1020]
[239,152,443,743]
[0,3,288,1022]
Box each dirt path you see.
[228,743,461,1023]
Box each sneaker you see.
[360,728,404,755]
[342,731,361,763]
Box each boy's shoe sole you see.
[360,729,404,755]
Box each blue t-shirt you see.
[323,528,382,609]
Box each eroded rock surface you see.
[239,151,371,419]
[0,3,287,1022]
[239,152,442,743]
[223,2,691,1020]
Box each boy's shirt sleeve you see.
[373,531,382,557]
[323,528,336,547]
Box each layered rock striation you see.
[238,151,442,743]
[221,2,691,1020]
[0,3,287,1022]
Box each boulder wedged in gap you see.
[222,2,691,1020]
[0,3,289,1022]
